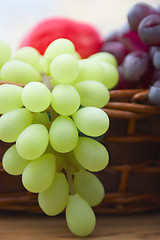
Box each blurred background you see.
[0,0,159,51]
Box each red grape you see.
[128,3,160,31]
[122,51,150,82]
[100,41,129,64]
[138,15,160,46]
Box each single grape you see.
[22,153,56,193]
[138,15,160,46]
[115,66,140,89]
[0,84,23,114]
[73,137,109,172]
[0,40,12,67]
[88,52,118,67]
[14,46,41,71]
[122,51,150,81]
[74,169,104,207]
[49,116,78,153]
[16,124,49,160]
[75,80,109,108]
[127,3,160,31]
[22,82,51,112]
[51,84,80,116]
[153,50,160,70]
[50,53,79,83]
[148,80,160,106]
[73,107,109,137]
[44,38,75,64]
[65,194,96,237]
[2,144,29,175]
[0,108,32,142]
[73,59,105,84]
[100,61,119,90]
[38,172,69,216]
[1,60,42,84]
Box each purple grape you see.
[100,41,129,64]
[140,64,155,89]
[106,31,120,42]
[149,46,159,59]
[148,80,160,106]
[114,66,140,89]
[127,3,160,31]
[153,50,160,69]
[152,69,160,81]
[122,51,150,82]
[119,24,149,52]
[138,14,160,46]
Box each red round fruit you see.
[19,18,103,58]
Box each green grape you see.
[100,61,119,90]
[45,144,65,171]
[74,51,81,60]
[74,137,109,172]
[75,80,110,108]
[89,52,118,67]
[39,56,50,74]
[72,107,109,137]
[38,172,69,216]
[74,169,104,207]
[22,82,51,112]
[0,108,32,142]
[22,153,56,193]
[0,84,23,114]
[32,112,50,127]
[1,60,42,84]
[50,54,79,84]
[2,144,29,175]
[51,84,80,116]
[14,47,41,71]
[67,151,83,172]
[49,116,78,153]
[65,194,96,237]
[73,59,105,84]
[0,40,12,67]
[44,38,75,64]
[16,124,49,160]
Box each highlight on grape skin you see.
[0,37,116,237]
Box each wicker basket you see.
[0,82,160,214]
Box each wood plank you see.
[0,211,160,239]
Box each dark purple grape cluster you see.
[100,2,160,90]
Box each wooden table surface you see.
[0,211,160,240]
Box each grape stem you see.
[41,74,53,92]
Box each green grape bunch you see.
[0,38,119,237]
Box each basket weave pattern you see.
[0,83,160,214]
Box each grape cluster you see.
[0,38,118,236]
[100,2,160,90]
